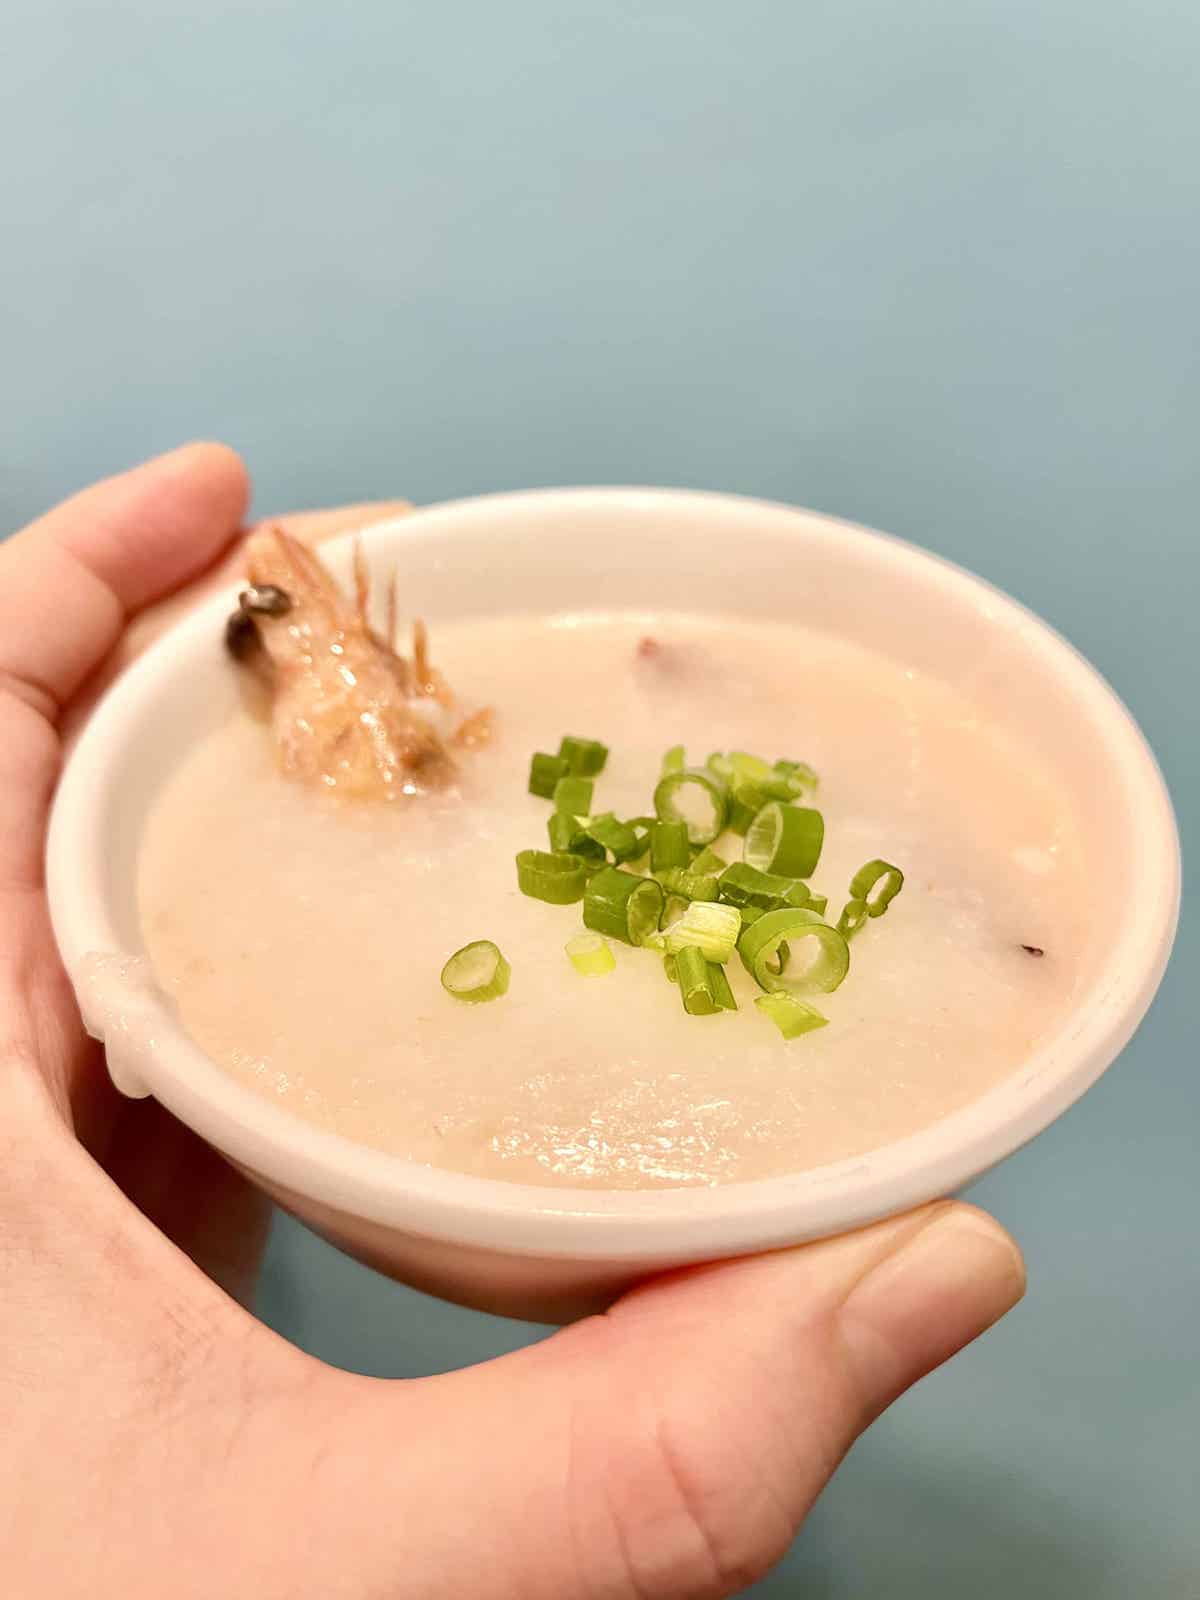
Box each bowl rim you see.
[46,487,1182,1261]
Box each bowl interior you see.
[47,489,1179,1256]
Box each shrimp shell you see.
[237,526,457,799]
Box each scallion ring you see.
[582,811,640,862]
[755,993,828,1038]
[849,859,905,917]
[837,898,870,939]
[583,867,665,946]
[440,940,511,1003]
[717,862,803,910]
[743,801,825,878]
[528,751,568,798]
[653,768,729,846]
[737,907,850,995]
[565,932,616,976]
[674,945,721,1015]
[558,735,609,776]
[664,900,741,964]
[650,819,691,872]
[516,849,590,904]
[552,775,594,816]
[656,867,721,903]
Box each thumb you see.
[300,1201,1024,1600]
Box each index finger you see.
[0,444,249,891]
[0,442,250,720]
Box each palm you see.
[0,446,1022,1600]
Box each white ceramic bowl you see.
[47,490,1180,1322]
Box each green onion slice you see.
[690,845,728,875]
[582,811,640,862]
[440,940,511,1003]
[650,819,691,872]
[565,932,616,976]
[661,892,690,932]
[709,962,738,1011]
[727,783,766,835]
[837,898,870,939]
[774,758,819,793]
[528,751,568,798]
[583,867,665,946]
[849,859,905,917]
[552,775,594,816]
[664,900,741,963]
[743,802,825,877]
[661,744,686,775]
[656,867,721,902]
[737,907,850,995]
[547,812,605,859]
[755,993,828,1038]
[802,890,828,916]
[654,768,730,846]
[675,945,720,1015]
[558,735,609,776]
[516,849,590,904]
[718,862,804,910]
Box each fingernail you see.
[837,1205,1026,1411]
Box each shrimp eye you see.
[225,610,262,661]
[239,584,292,617]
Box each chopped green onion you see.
[552,775,594,816]
[664,900,741,963]
[705,751,733,783]
[728,750,773,783]
[849,859,905,917]
[661,893,690,932]
[739,904,765,928]
[663,952,679,983]
[690,846,728,875]
[516,849,590,904]
[837,898,870,939]
[709,963,738,1011]
[675,945,721,1015]
[558,735,609,776]
[628,825,654,864]
[661,744,686,775]
[737,907,850,995]
[440,940,511,1003]
[717,862,804,910]
[656,867,721,902]
[755,993,828,1038]
[650,819,691,872]
[583,867,665,946]
[727,783,766,834]
[801,889,828,916]
[774,759,819,792]
[743,802,825,877]
[759,774,809,802]
[582,811,640,862]
[528,751,569,798]
[565,932,616,976]
[547,812,605,859]
[653,768,729,846]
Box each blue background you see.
[4,2,1196,1593]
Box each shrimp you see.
[225,526,462,799]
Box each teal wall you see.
[4,4,1195,1593]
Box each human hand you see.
[0,445,1025,1599]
